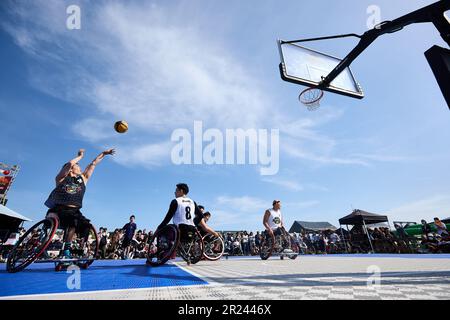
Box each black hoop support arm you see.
[282,0,450,88]
[279,33,362,44]
[320,0,450,87]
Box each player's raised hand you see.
[103,148,116,156]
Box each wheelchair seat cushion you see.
[178,224,197,242]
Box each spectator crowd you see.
[0,216,449,262]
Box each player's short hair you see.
[272,200,281,206]
[203,211,211,217]
[130,215,135,219]
[176,183,189,195]
[198,205,205,210]
[62,163,80,174]
[62,162,75,169]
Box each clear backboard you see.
[278,40,364,99]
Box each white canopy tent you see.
[0,204,32,242]
[0,204,32,222]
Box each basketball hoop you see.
[299,87,324,111]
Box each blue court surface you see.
[0,259,207,298]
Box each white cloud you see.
[209,196,319,230]
[72,118,117,142]
[349,153,409,162]
[1,0,416,171]
[386,195,450,223]
[279,109,371,166]
[2,0,271,167]
[210,210,258,230]
[284,200,320,208]
[282,144,370,166]
[113,141,173,168]
[209,195,269,230]
[278,108,413,167]
[210,207,276,231]
[304,184,329,192]
[261,177,304,192]
[215,195,268,213]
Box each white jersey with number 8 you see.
[173,196,195,226]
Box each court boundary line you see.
[173,261,221,286]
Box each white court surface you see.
[3,255,450,300]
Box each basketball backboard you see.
[278,40,364,99]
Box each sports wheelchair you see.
[6,217,99,273]
[202,234,225,261]
[146,224,204,266]
[259,227,299,260]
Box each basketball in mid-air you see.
[114,120,128,133]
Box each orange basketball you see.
[114,120,128,133]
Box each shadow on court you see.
[203,270,450,288]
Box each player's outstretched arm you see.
[55,149,85,184]
[83,149,115,182]
[70,149,85,165]
[157,199,178,230]
[198,219,219,238]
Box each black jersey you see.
[193,213,205,227]
[45,175,86,208]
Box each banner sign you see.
[0,163,19,204]
[0,176,12,195]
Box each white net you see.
[299,88,323,111]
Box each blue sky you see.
[0,0,449,232]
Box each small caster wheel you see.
[78,262,89,269]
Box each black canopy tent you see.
[334,227,350,236]
[339,210,389,225]
[338,209,390,253]
[288,221,337,233]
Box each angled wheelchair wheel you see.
[146,224,179,267]
[54,261,73,272]
[288,238,300,260]
[179,229,204,265]
[279,231,300,260]
[259,232,275,260]
[74,224,99,269]
[6,218,59,273]
[55,263,64,272]
[202,234,225,261]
